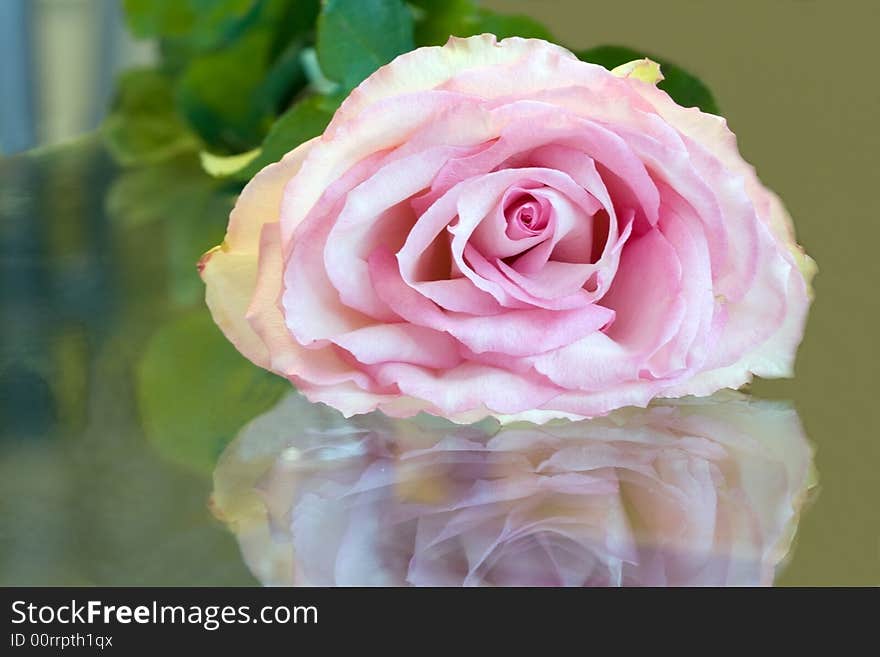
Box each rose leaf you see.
[411,0,553,46]
[137,310,288,475]
[232,94,342,181]
[317,0,415,91]
[123,0,263,51]
[102,69,200,167]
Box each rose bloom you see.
[201,35,815,422]
[212,391,815,587]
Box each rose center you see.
[504,192,549,239]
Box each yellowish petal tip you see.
[200,148,261,178]
[611,58,664,85]
[197,244,223,277]
[794,249,818,301]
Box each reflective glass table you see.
[1,139,877,586]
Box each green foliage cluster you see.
[107,0,719,181]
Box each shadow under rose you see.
[211,391,815,587]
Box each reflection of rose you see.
[201,35,815,423]
[213,391,814,586]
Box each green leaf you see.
[317,0,414,91]
[105,154,235,305]
[233,94,342,180]
[123,0,263,50]
[411,0,473,45]
[468,8,553,41]
[106,156,209,229]
[163,0,322,153]
[253,38,309,116]
[412,0,553,46]
[165,192,236,308]
[102,69,200,166]
[123,0,197,38]
[577,45,720,115]
[137,310,288,474]
[175,29,279,152]
[144,0,309,77]
[267,0,321,60]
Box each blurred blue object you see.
[0,0,155,155]
[0,0,36,154]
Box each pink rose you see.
[201,35,815,421]
[212,392,815,586]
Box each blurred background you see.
[0,0,155,154]
[1,1,878,585]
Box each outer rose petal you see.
[200,140,411,415]
[765,190,818,297]
[628,80,816,295]
[620,78,815,383]
[202,35,815,423]
[200,140,315,369]
[329,35,578,129]
[247,222,374,391]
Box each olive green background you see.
[487,0,880,584]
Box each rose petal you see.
[201,140,315,370]
[370,248,614,357]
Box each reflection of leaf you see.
[103,69,200,166]
[137,310,288,475]
[412,0,552,46]
[233,94,341,180]
[577,45,720,115]
[317,0,414,91]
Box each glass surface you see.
[0,135,867,587]
[213,390,815,586]
[1,0,878,586]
